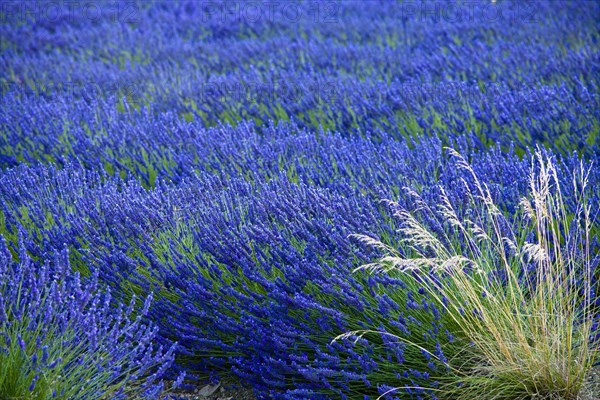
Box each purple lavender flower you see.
[0,234,176,400]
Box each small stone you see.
[197,383,220,397]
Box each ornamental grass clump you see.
[348,150,599,399]
[0,234,180,400]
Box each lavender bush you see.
[0,233,179,399]
[0,137,596,398]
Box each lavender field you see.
[1,1,599,399]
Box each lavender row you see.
[0,233,179,399]
[1,84,598,191]
[1,128,598,398]
[1,0,598,170]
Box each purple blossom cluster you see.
[1,126,598,398]
[0,233,180,398]
[1,1,598,173]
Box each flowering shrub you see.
[0,135,597,398]
[1,1,599,180]
[0,234,179,399]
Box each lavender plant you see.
[0,133,598,398]
[0,234,179,400]
[1,1,598,180]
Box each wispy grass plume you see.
[347,149,599,399]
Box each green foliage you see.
[0,319,135,400]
